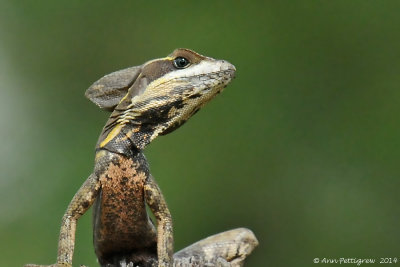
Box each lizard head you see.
[86,48,236,149]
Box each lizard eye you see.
[173,57,190,69]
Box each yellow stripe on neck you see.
[99,124,124,148]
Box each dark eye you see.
[173,57,190,69]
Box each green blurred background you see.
[1,1,399,266]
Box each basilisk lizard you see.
[26,49,258,267]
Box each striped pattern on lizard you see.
[25,49,258,267]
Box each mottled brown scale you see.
[94,154,158,265]
[25,49,258,267]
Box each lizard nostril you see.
[220,61,236,72]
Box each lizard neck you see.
[96,121,151,156]
[97,94,187,153]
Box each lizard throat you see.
[98,62,235,152]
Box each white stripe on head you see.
[158,59,235,81]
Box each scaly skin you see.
[25,49,258,267]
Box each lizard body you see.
[26,49,257,267]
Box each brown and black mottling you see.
[25,49,259,267]
[93,152,159,266]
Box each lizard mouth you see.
[223,68,236,79]
[219,61,236,85]
[219,60,236,76]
